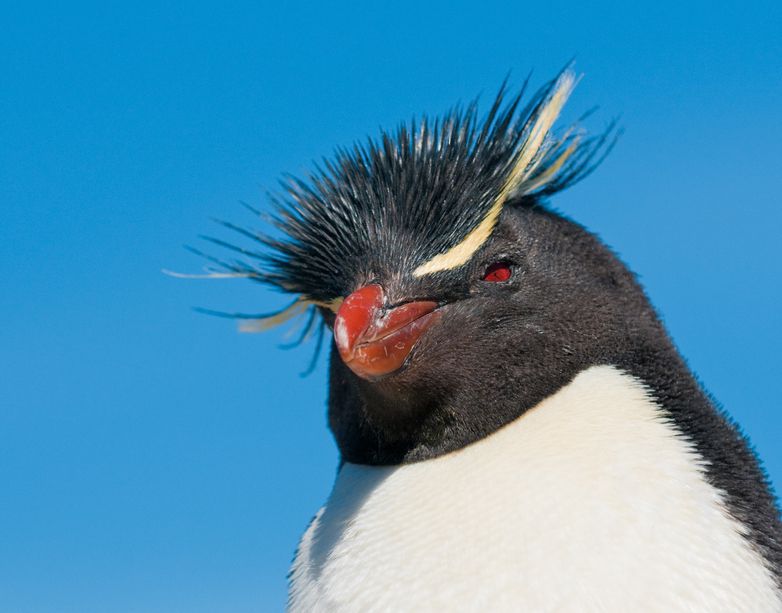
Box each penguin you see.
[201,70,782,610]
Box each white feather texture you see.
[289,366,782,612]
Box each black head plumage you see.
[196,69,616,326]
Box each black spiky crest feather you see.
[185,68,617,335]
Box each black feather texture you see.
[206,70,617,308]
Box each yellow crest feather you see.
[412,71,578,278]
[237,296,343,334]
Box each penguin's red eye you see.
[482,261,513,282]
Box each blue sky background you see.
[2,1,781,611]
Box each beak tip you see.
[334,283,385,358]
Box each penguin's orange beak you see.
[333,284,440,380]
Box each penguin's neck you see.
[289,365,781,611]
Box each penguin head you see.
[206,70,648,464]
[323,203,668,465]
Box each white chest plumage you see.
[289,366,781,612]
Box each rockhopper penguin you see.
[202,70,782,610]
